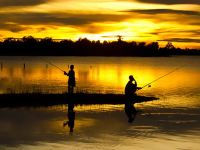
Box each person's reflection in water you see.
[124,75,141,123]
[124,100,137,123]
[63,103,75,133]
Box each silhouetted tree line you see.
[0,36,199,56]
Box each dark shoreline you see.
[0,93,158,107]
[1,37,200,56]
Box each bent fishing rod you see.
[139,66,183,90]
[41,58,65,72]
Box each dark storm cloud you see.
[0,23,27,32]
[158,38,200,43]
[150,29,200,38]
[191,30,200,36]
[0,0,49,7]
[135,0,200,5]
[122,8,200,26]
[0,12,129,32]
[124,9,200,16]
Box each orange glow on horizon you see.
[0,0,200,48]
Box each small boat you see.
[0,93,159,107]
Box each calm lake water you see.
[0,56,200,149]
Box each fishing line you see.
[140,66,183,90]
[41,58,65,72]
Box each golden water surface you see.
[0,56,200,150]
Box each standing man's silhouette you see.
[124,75,141,123]
[64,65,75,94]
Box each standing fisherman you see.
[64,65,75,93]
[124,75,141,123]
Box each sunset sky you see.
[0,0,200,48]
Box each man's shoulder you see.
[69,70,75,73]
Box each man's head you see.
[129,75,134,81]
[70,65,74,70]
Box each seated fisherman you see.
[124,75,142,123]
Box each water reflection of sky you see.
[0,56,200,94]
[0,56,200,108]
[0,57,200,149]
[0,105,199,149]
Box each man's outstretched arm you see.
[64,71,68,75]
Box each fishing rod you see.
[140,66,182,90]
[41,58,65,72]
